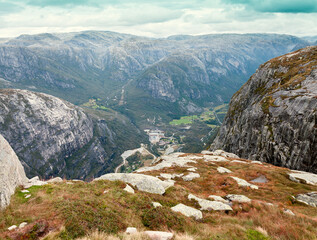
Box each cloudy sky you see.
[0,0,316,38]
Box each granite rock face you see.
[212,46,317,173]
[0,134,28,209]
[0,89,147,180]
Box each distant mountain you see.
[301,35,317,44]
[211,46,317,173]
[0,31,310,126]
[0,89,148,180]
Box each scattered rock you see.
[8,225,17,231]
[226,194,251,203]
[19,222,27,229]
[251,175,268,183]
[25,194,31,199]
[94,173,168,195]
[284,209,295,216]
[136,153,195,172]
[47,177,63,183]
[217,167,232,174]
[182,172,200,181]
[288,171,317,185]
[24,176,47,189]
[187,167,197,172]
[161,180,175,190]
[201,150,213,155]
[231,177,259,189]
[171,203,203,220]
[295,192,317,207]
[160,173,183,180]
[208,195,229,203]
[144,231,173,240]
[213,150,239,158]
[126,227,138,234]
[188,194,232,211]
[251,161,263,165]
[123,184,135,194]
[204,155,228,162]
[152,202,162,208]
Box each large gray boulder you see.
[0,134,28,208]
[94,173,168,195]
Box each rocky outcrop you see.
[212,46,317,173]
[0,89,147,180]
[0,134,28,208]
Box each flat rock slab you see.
[188,194,232,211]
[231,160,248,164]
[208,195,229,203]
[47,177,63,183]
[226,194,251,203]
[289,172,317,185]
[24,176,47,189]
[296,192,317,207]
[136,153,196,172]
[204,155,228,162]
[126,227,138,234]
[171,203,203,220]
[182,172,200,181]
[144,231,173,240]
[212,149,239,158]
[231,177,259,189]
[217,167,232,174]
[94,173,167,195]
[251,175,268,183]
[123,184,135,194]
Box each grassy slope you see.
[1,154,317,240]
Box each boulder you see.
[8,225,17,231]
[231,177,259,189]
[226,194,251,203]
[152,202,162,208]
[171,203,203,220]
[123,184,135,194]
[94,173,168,195]
[0,134,28,209]
[204,155,228,162]
[182,173,200,181]
[288,171,317,186]
[47,177,63,183]
[188,194,232,211]
[251,175,268,183]
[217,167,232,174]
[19,222,28,229]
[295,192,317,207]
[125,227,138,234]
[208,195,229,203]
[144,231,173,240]
[23,176,47,189]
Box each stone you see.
[295,192,317,207]
[161,180,175,190]
[21,190,29,193]
[187,167,197,172]
[171,203,203,220]
[251,175,268,183]
[160,173,183,180]
[201,150,213,155]
[24,176,47,189]
[217,167,232,174]
[152,202,162,208]
[284,209,295,216]
[144,231,173,240]
[8,225,17,231]
[136,153,196,172]
[288,172,317,186]
[226,194,251,203]
[19,222,27,229]
[232,160,248,164]
[123,184,135,194]
[25,194,31,199]
[125,227,138,234]
[231,177,259,189]
[182,172,200,181]
[188,194,232,211]
[213,150,239,158]
[0,134,28,209]
[251,161,263,165]
[66,182,74,185]
[47,177,63,183]
[204,155,228,162]
[94,173,168,195]
[208,195,229,203]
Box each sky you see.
[0,0,316,38]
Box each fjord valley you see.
[0,31,317,240]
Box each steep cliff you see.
[212,46,317,173]
[0,89,147,180]
[0,134,28,209]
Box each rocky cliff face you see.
[0,89,147,180]
[0,134,28,209]
[212,46,317,173]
